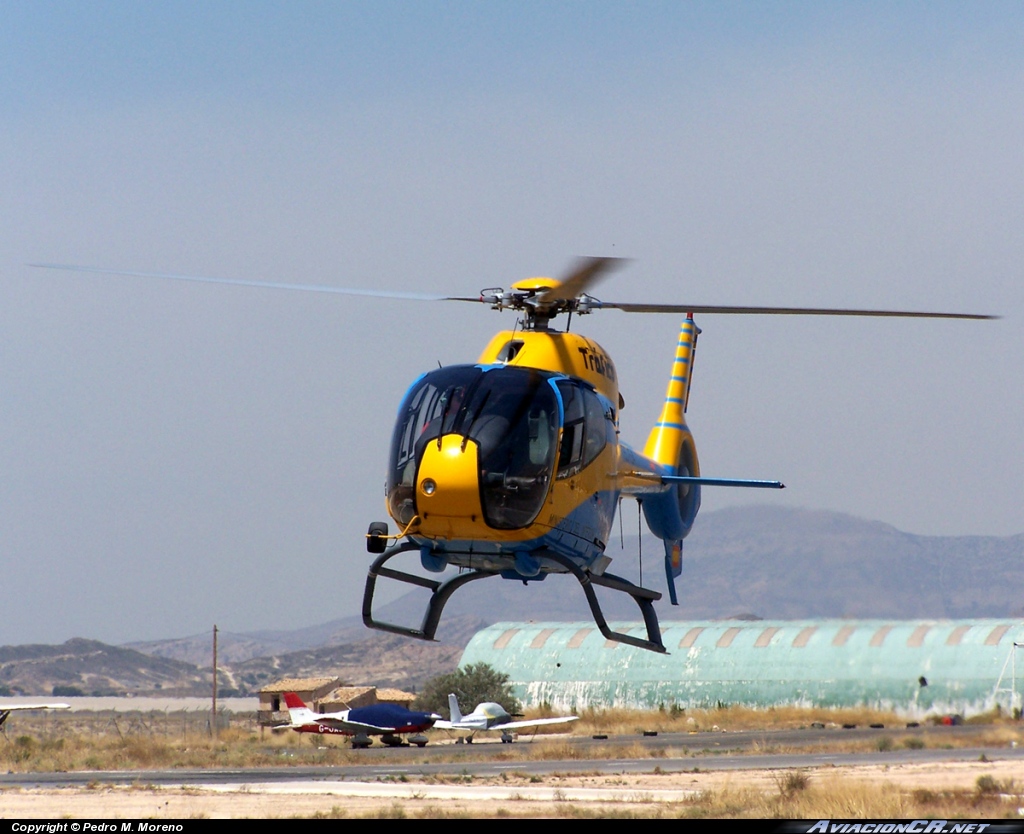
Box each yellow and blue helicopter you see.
[35,259,993,653]
[358,257,992,652]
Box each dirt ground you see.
[2,759,1022,819]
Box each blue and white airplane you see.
[283,692,441,748]
[434,693,578,743]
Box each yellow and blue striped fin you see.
[643,316,699,467]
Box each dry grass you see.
[0,725,371,772]
[569,704,911,735]
[6,764,1024,818]
[1,705,1019,772]
[282,774,1024,819]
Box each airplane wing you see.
[0,703,70,727]
[0,703,70,711]
[489,716,579,731]
[431,719,462,730]
[434,716,578,731]
[313,717,396,733]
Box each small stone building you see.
[258,677,340,727]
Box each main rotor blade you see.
[539,256,625,304]
[29,263,483,304]
[596,301,997,320]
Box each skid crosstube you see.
[363,542,493,640]
[362,542,667,653]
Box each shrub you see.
[414,663,521,716]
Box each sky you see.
[1,2,1021,645]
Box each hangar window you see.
[754,627,780,647]
[494,628,520,649]
[678,627,704,649]
[986,625,1011,645]
[530,629,556,649]
[793,626,817,647]
[568,628,593,648]
[870,625,893,647]
[717,627,741,648]
[946,625,971,646]
[908,625,932,647]
[832,625,856,647]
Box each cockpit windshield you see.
[387,365,559,529]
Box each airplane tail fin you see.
[447,693,463,723]
[641,315,702,538]
[640,316,702,605]
[283,692,316,726]
[643,315,699,469]
[638,316,783,605]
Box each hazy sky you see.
[1,2,1021,645]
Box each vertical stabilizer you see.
[641,317,702,606]
[283,692,317,726]
[448,693,463,723]
[643,316,699,467]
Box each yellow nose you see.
[416,435,486,537]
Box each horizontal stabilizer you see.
[660,475,785,489]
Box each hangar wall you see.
[459,620,1024,716]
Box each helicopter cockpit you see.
[387,365,562,531]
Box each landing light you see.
[421,478,437,495]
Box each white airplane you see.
[282,692,441,748]
[0,702,70,729]
[433,693,578,743]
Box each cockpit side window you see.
[556,381,585,478]
[582,388,610,466]
[556,380,611,479]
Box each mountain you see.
[4,507,1020,696]
[136,504,1024,658]
[0,638,207,696]
[678,506,1024,619]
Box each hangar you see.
[459,619,1024,717]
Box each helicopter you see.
[34,259,994,653]
[358,257,994,652]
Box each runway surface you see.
[2,723,1021,789]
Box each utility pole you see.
[212,624,218,738]
[1015,642,1023,719]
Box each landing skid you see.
[362,542,667,653]
[363,542,494,641]
[541,552,666,653]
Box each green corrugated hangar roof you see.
[459,620,1024,716]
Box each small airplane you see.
[0,702,70,729]
[33,259,995,653]
[282,691,440,748]
[434,693,578,743]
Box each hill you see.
[4,506,1020,696]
